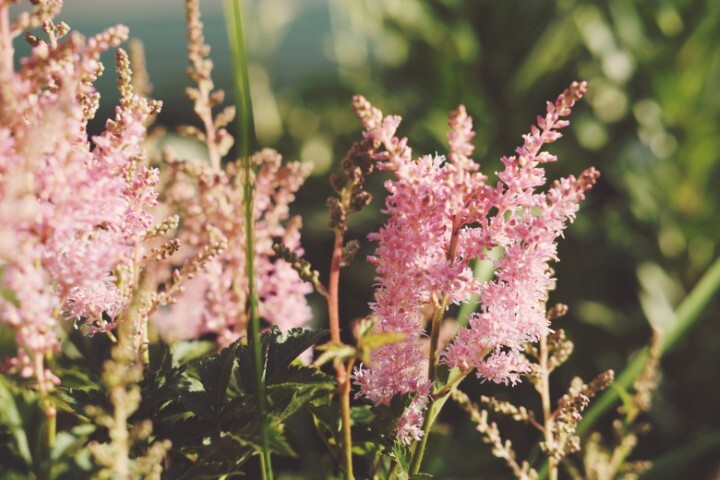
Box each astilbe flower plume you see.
[152,0,313,345]
[0,1,161,389]
[156,150,313,345]
[354,82,599,444]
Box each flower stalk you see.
[409,223,460,474]
[539,332,558,480]
[225,1,272,478]
[328,229,355,480]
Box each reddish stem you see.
[328,231,343,346]
[327,230,354,479]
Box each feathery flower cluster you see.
[0,1,161,389]
[152,0,313,345]
[156,150,313,345]
[444,83,599,382]
[354,82,599,444]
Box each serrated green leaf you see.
[265,327,329,382]
[308,404,340,435]
[148,340,173,374]
[173,434,253,479]
[392,443,413,474]
[132,365,185,421]
[265,367,335,421]
[234,343,255,394]
[198,342,238,417]
[179,391,216,423]
[266,364,333,387]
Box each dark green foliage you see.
[0,328,332,478]
[156,328,332,476]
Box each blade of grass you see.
[537,255,720,479]
[579,255,720,436]
[224,2,272,479]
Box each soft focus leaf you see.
[312,341,356,368]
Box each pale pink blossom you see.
[444,82,599,382]
[0,5,160,386]
[354,82,598,442]
[155,149,313,345]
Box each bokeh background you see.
[34,0,720,478]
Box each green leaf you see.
[57,388,110,417]
[265,327,329,382]
[234,343,256,394]
[179,391,217,423]
[265,366,334,421]
[0,423,30,475]
[232,420,296,457]
[0,376,34,467]
[312,341,356,369]
[171,340,217,367]
[392,443,413,475]
[350,405,375,425]
[132,365,186,421]
[50,425,95,461]
[266,363,333,387]
[160,416,215,446]
[360,332,406,351]
[610,382,633,423]
[198,342,238,417]
[358,332,405,364]
[172,434,253,479]
[308,404,340,437]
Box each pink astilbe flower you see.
[353,99,490,409]
[156,149,313,345]
[354,82,599,442]
[0,4,161,388]
[444,82,599,382]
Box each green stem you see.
[340,358,355,480]
[539,333,558,480]
[225,2,271,478]
[409,224,461,474]
[408,294,448,475]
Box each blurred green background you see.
[54,0,720,477]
